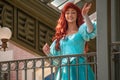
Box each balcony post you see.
[96,0,111,80]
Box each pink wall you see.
[7,42,40,80]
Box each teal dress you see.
[49,21,97,80]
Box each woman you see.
[43,2,96,80]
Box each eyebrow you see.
[66,10,76,12]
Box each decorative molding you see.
[5,0,60,28]
[0,0,56,56]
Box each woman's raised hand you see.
[82,3,92,17]
[42,43,50,55]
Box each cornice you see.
[5,0,60,29]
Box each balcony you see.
[0,42,120,80]
[0,52,97,80]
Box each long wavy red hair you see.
[52,2,88,52]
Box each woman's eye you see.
[65,11,76,15]
[66,12,70,14]
[71,12,76,14]
[66,12,75,14]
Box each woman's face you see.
[65,8,77,23]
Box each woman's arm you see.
[82,3,93,33]
[84,15,93,33]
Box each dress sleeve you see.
[47,40,61,65]
[48,40,61,56]
[78,21,97,41]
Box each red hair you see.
[53,2,87,51]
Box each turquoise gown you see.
[48,21,97,80]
